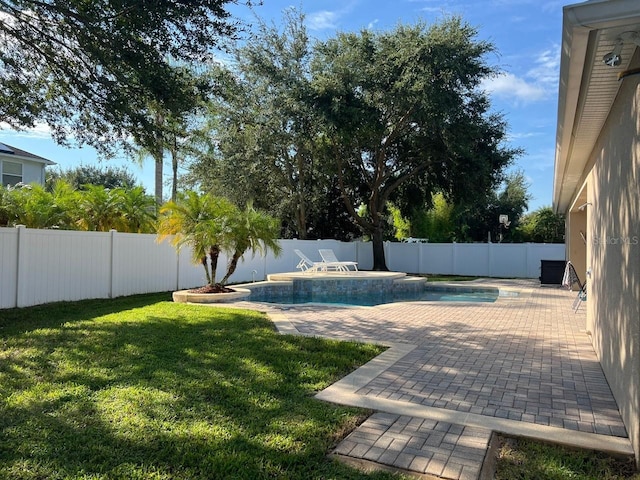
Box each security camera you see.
[603,51,622,67]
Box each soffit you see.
[553,0,640,213]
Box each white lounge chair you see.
[318,249,358,272]
[294,249,324,273]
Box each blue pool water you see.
[247,288,504,306]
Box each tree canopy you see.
[0,0,251,154]
[311,19,520,268]
[518,206,565,243]
[186,10,361,240]
[46,165,139,191]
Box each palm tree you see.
[4,183,69,229]
[77,185,122,231]
[48,179,80,230]
[115,186,157,233]
[158,192,237,286]
[220,202,282,285]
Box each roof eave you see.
[553,0,640,214]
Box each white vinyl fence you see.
[0,226,565,309]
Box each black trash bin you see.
[540,260,566,284]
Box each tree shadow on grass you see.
[0,299,398,479]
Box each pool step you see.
[392,275,428,292]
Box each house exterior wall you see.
[20,159,47,185]
[583,72,640,466]
[0,157,47,186]
[566,209,587,282]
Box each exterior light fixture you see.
[603,40,623,67]
[603,31,640,67]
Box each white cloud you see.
[526,46,560,89]
[480,72,547,104]
[306,10,339,30]
[0,123,52,140]
[508,131,544,140]
[483,44,560,105]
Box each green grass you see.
[495,437,640,480]
[0,293,403,479]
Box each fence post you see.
[109,229,116,298]
[452,242,457,275]
[15,225,26,308]
[488,242,493,278]
[176,241,180,291]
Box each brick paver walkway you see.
[334,413,492,479]
[233,279,633,479]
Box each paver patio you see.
[234,279,634,479]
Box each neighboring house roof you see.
[553,0,640,213]
[0,142,56,166]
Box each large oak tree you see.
[188,10,361,240]
[311,18,520,269]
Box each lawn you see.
[495,437,640,480]
[0,294,402,480]
[3,294,639,480]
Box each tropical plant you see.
[114,186,157,233]
[1,182,74,228]
[388,203,411,241]
[0,180,156,232]
[76,185,121,232]
[46,179,80,229]
[157,192,237,286]
[518,207,565,243]
[413,193,457,243]
[0,184,8,225]
[220,202,282,285]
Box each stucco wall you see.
[567,210,587,282]
[586,72,640,465]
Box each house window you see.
[2,161,22,186]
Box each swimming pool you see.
[247,285,511,306]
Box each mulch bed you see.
[188,284,236,294]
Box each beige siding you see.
[585,73,640,465]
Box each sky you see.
[0,0,566,213]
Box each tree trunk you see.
[221,251,241,285]
[296,199,307,239]
[201,256,212,285]
[295,151,307,239]
[154,110,165,207]
[209,245,220,284]
[170,135,178,202]
[154,154,163,206]
[371,226,389,271]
